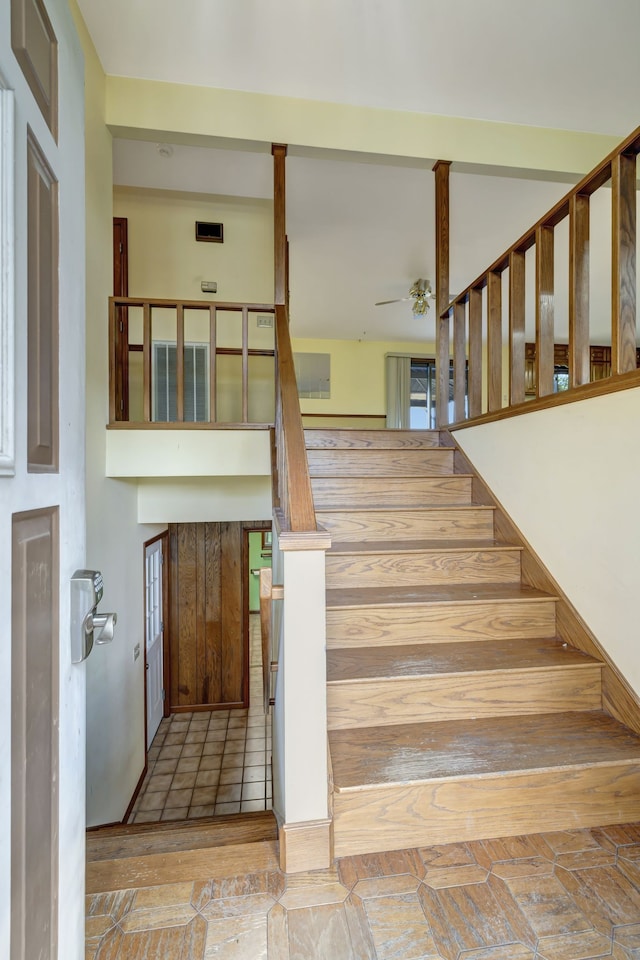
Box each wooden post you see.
[509,250,526,405]
[468,288,482,418]
[569,194,590,387]
[272,144,288,306]
[433,160,451,428]
[612,152,637,374]
[535,225,555,397]
[487,271,502,411]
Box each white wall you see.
[75,10,167,826]
[454,387,640,697]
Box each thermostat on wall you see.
[195,221,224,243]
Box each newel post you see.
[272,144,288,307]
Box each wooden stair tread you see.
[329,712,640,790]
[86,839,279,894]
[326,582,557,609]
[328,538,519,555]
[305,429,446,449]
[326,638,601,683]
[86,811,277,862]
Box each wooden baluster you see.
[612,152,637,374]
[509,250,526,405]
[209,305,217,423]
[434,160,451,428]
[272,144,288,306]
[487,271,502,411]
[535,225,555,397]
[453,301,466,421]
[176,303,185,422]
[242,306,249,422]
[143,302,152,422]
[569,194,590,387]
[468,288,482,418]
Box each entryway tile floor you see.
[86,821,640,959]
[128,616,271,822]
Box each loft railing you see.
[438,124,640,427]
[108,296,276,426]
[273,303,316,532]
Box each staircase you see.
[306,428,640,858]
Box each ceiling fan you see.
[375,278,435,317]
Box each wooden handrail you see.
[273,304,316,532]
[440,123,640,426]
[108,296,276,426]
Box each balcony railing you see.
[108,297,276,426]
[438,124,640,427]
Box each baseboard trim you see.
[278,818,332,873]
[447,431,640,739]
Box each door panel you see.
[169,522,247,711]
[1,2,86,958]
[145,538,164,747]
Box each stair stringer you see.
[446,431,640,739]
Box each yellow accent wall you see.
[113,187,273,304]
[105,76,618,178]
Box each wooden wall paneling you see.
[433,160,451,428]
[509,250,526,405]
[180,523,198,706]
[26,131,58,472]
[453,300,466,421]
[611,152,637,374]
[204,522,222,707]
[487,271,502,412]
[272,144,287,305]
[221,522,246,706]
[535,225,555,397]
[195,523,207,704]
[569,194,590,387]
[468,287,482,418]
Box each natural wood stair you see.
[86,811,278,892]
[305,427,640,856]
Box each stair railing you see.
[273,303,316,532]
[438,124,640,427]
[108,296,275,425]
[267,302,332,872]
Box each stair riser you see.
[305,429,441,449]
[318,509,495,542]
[326,599,558,647]
[327,666,603,729]
[325,550,521,589]
[307,449,454,477]
[312,477,472,509]
[332,764,640,857]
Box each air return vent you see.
[195,221,224,243]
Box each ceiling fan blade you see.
[374,297,412,306]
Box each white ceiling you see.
[79,0,640,137]
[95,2,640,344]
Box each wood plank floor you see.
[86,821,640,960]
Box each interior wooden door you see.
[145,536,165,746]
[168,522,247,711]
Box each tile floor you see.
[86,821,640,959]
[128,616,272,822]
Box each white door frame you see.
[144,533,167,749]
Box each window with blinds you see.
[152,342,209,422]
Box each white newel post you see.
[271,523,332,872]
